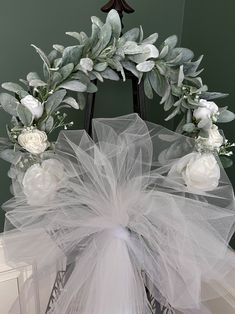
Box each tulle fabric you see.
[2,113,235,314]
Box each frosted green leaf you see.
[45,89,67,113]
[106,9,122,39]
[144,76,153,99]
[17,105,33,126]
[0,93,19,116]
[100,68,119,81]
[61,45,84,66]
[59,80,87,92]
[137,61,155,72]
[63,97,79,109]
[2,82,27,97]
[142,33,158,45]
[217,110,235,123]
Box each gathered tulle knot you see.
[110,226,130,241]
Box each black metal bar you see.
[132,76,146,120]
[84,80,97,136]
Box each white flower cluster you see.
[18,128,49,154]
[23,158,65,205]
[169,152,220,192]
[193,99,224,153]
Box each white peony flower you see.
[193,99,219,121]
[168,152,220,191]
[197,125,224,151]
[21,95,44,119]
[18,128,49,154]
[22,159,64,205]
[80,58,94,72]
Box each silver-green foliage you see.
[0,9,234,165]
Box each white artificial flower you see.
[168,152,220,191]
[80,58,94,72]
[22,159,64,205]
[193,99,219,121]
[18,128,49,154]
[197,125,224,151]
[21,95,44,119]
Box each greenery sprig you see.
[0,9,234,168]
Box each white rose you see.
[80,58,94,72]
[197,125,224,151]
[23,159,64,205]
[193,99,219,121]
[18,129,49,154]
[169,152,220,191]
[21,95,44,119]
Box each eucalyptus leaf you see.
[217,110,235,123]
[63,97,80,109]
[0,93,19,116]
[59,80,87,92]
[45,89,67,113]
[17,105,33,126]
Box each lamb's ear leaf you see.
[2,82,28,97]
[0,93,20,116]
[17,105,33,126]
[106,9,122,39]
[45,89,67,114]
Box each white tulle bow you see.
[3,114,235,314]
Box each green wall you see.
[182,0,235,247]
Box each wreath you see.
[0,9,234,173]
